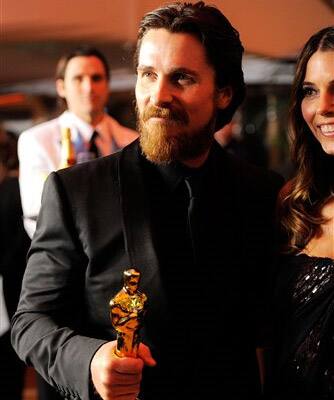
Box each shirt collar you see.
[59,111,108,142]
[143,149,212,193]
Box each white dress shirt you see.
[18,111,137,238]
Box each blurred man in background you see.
[18,46,138,238]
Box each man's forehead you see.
[138,29,210,72]
[65,56,106,75]
[140,29,203,51]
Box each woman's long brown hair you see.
[278,26,334,253]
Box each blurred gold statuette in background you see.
[59,127,76,169]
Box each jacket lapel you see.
[118,141,165,305]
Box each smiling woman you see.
[271,26,334,400]
[279,26,334,254]
[301,50,334,155]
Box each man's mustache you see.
[141,105,189,125]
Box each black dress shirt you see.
[139,147,262,399]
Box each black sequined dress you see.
[271,254,334,399]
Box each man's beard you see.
[137,104,216,164]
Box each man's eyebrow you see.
[137,65,154,71]
[137,65,198,77]
[169,67,198,77]
[70,74,83,80]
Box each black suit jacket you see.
[12,140,283,399]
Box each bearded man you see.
[12,2,283,400]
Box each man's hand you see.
[90,340,156,400]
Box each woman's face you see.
[301,50,334,155]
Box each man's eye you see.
[92,75,104,82]
[173,73,194,85]
[141,71,155,79]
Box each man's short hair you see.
[134,1,246,129]
[55,46,111,81]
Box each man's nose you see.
[151,78,173,106]
[81,77,94,93]
[318,91,334,116]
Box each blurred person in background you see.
[215,110,268,168]
[0,128,30,400]
[18,46,138,239]
[270,26,334,399]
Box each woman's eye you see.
[302,86,317,98]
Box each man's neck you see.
[90,112,105,128]
[180,149,210,169]
[71,111,105,128]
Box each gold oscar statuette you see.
[59,127,76,169]
[109,268,147,358]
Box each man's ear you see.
[56,79,66,98]
[217,86,233,110]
